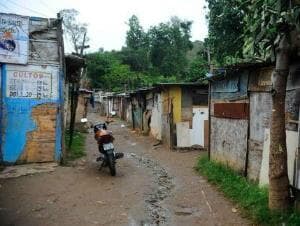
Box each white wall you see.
[176,107,208,147]
[259,129,299,186]
[150,93,162,140]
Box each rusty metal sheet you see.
[213,103,249,119]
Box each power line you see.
[36,0,57,14]
[6,0,49,18]
[0,1,14,12]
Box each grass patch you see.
[196,155,300,226]
[65,130,86,160]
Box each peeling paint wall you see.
[169,87,181,124]
[76,94,88,122]
[0,15,64,164]
[19,104,57,163]
[210,71,249,172]
[131,95,144,131]
[247,92,272,181]
[259,129,299,186]
[210,63,300,184]
[126,100,132,123]
[150,93,162,140]
[211,117,248,172]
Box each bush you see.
[65,130,86,160]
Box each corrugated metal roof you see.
[208,61,274,80]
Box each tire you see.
[107,153,116,176]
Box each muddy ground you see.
[0,112,251,226]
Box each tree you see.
[186,41,209,82]
[59,9,89,149]
[122,15,150,72]
[243,0,300,210]
[205,0,246,65]
[148,17,193,77]
[126,15,148,50]
[187,56,208,82]
[59,9,89,54]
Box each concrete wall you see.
[211,117,248,172]
[1,16,64,164]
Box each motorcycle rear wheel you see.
[107,153,116,176]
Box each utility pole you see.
[207,47,212,160]
[68,31,89,149]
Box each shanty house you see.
[157,83,209,149]
[209,61,300,188]
[0,13,65,164]
[130,84,209,149]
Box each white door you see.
[191,107,208,146]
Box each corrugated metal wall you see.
[210,71,249,173]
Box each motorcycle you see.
[93,123,123,176]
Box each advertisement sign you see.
[6,65,59,100]
[0,13,29,64]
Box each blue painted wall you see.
[1,64,62,164]
[211,71,249,100]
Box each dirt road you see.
[0,112,251,226]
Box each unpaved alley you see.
[0,112,251,226]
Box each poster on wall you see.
[0,13,29,64]
[6,64,59,100]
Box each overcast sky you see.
[0,0,208,53]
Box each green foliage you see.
[186,56,208,82]
[123,15,150,72]
[119,47,150,72]
[243,0,300,61]
[65,130,86,160]
[148,17,193,77]
[86,51,176,92]
[86,52,119,89]
[205,0,245,65]
[196,155,300,225]
[126,15,149,50]
[86,15,207,91]
[205,0,300,63]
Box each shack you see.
[157,83,208,149]
[130,84,209,149]
[0,13,65,164]
[111,93,131,121]
[130,88,151,133]
[75,88,93,123]
[209,61,300,187]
